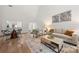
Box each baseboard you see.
[0,32,27,38]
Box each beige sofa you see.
[52,28,78,46]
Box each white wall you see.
[0,5,79,35]
[36,5,79,30]
[0,5,39,33]
[0,6,4,35]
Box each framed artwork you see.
[52,15,59,23]
[52,10,71,23]
[60,11,71,22]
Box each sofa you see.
[51,28,79,46]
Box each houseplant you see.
[31,29,39,38]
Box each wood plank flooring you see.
[0,34,31,53]
[0,33,54,53]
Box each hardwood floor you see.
[0,33,54,53]
[0,34,31,53]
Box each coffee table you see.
[41,35,63,53]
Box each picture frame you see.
[52,10,71,23]
[60,11,71,22]
[52,15,59,23]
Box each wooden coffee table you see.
[41,35,63,53]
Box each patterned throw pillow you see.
[64,30,74,36]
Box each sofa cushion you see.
[64,30,74,36]
[53,33,72,40]
[48,29,54,33]
[54,28,64,34]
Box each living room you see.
[0,5,79,53]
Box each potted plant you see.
[31,29,39,38]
